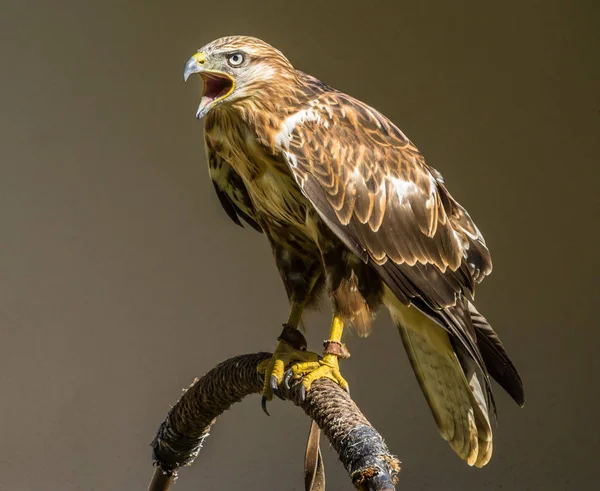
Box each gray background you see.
[1,0,598,489]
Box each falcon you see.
[183,36,524,467]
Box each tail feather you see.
[454,344,494,467]
[386,292,493,467]
[468,302,525,407]
[465,369,494,467]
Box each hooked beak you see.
[183,52,206,81]
[184,52,235,120]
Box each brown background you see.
[1,0,598,489]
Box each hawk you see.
[183,36,524,467]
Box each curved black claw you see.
[261,396,270,416]
[270,375,286,401]
[299,384,307,402]
[283,368,295,390]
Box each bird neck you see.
[226,82,308,153]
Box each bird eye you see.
[228,53,245,67]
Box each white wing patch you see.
[390,176,419,205]
[275,107,330,149]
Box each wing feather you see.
[280,93,491,301]
[278,90,495,402]
[206,137,262,233]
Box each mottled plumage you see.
[184,35,524,467]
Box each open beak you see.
[184,52,235,120]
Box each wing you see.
[278,92,492,305]
[277,91,494,393]
[206,137,262,233]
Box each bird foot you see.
[284,340,351,400]
[257,324,319,414]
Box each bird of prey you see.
[183,35,524,467]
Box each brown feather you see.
[332,270,373,337]
[192,36,523,469]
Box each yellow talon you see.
[286,313,351,396]
[290,354,350,395]
[258,339,319,414]
[260,313,350,408]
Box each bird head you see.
[184,36,297,120]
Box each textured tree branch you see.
[149,352,400,490]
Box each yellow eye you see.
[228,53,244,67]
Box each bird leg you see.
[257,303,319,414]
[284,314,350,399]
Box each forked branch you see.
[149,352,400,490]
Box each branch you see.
[149,352,400,490]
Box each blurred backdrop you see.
[1,0,598,489]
